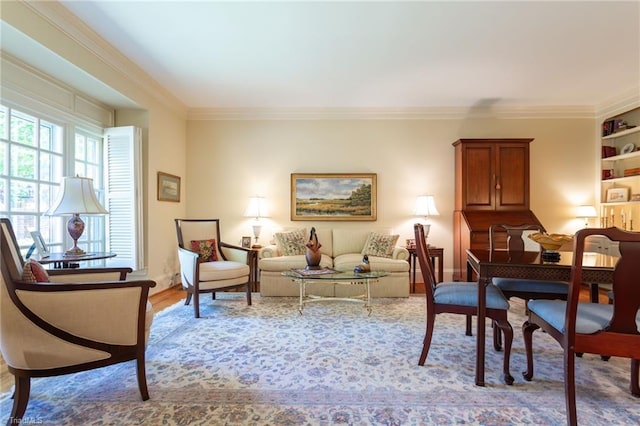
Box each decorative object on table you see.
[244,195,269,248]
[575,205,597,228]
[290,173,376,221]
[606,187,629,203]
[46,176,108,255]
[305,227,322,269]
[354,255,370,273]
[413,195,439,241]
[241,236,252,248]
[528,232,574,262]
[30,230,50,258]
[157,172,181,202]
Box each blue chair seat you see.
[434,282,510,310]
[528,299,640,334]
[493,277,568,294]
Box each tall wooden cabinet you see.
[452,138,544,280]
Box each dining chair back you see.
[175,218,252,318]
[414,223,515,385]
[522,226,640,426]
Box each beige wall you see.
[187,116,598,280]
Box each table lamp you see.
[46,176,108,255]
[576,205,597,228]
[414,195,439,240]
[244,196,269,248]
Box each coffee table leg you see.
[298,279,305,314]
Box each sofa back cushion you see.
[332,229,376,257]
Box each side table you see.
[38,252,117,269]
[247,247,261,292]
[406,246,443,292]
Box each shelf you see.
[601,175,640,183]
[602,126,640,140]
[601,201,640,206]
[601,150,640,162]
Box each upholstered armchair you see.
[0,219,156,425]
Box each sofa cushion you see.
[274,228,307,256]
[332,229,371,257]
[361,232,399,258]
[334,253,409,273]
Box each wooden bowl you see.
[527,232,574,251]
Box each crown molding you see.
[188,105,596,121]
[20,1,186,115]
[594,88,640,119]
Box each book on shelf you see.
[601,145,617,158]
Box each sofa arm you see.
[259,244,280,259]
[392,247,410,261]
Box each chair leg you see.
[184,293,192,306]
[564,347,578,426]
[522,320,539,381]
[465,314,472,336]
[494,319,514,385]
[193,291,200,318]
[631,359,640,397]
[245,282,252,306]
[493,321,503,351]
[10,376,30,426]
[136,356,150,401]
[418,313,436,366]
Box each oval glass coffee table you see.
[282,269,388,315]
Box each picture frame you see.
[157,172,181,202]
[30,231,50,258]
[241,236,252,249]
[291,173,377,221]
[606,187,629,203]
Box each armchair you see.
[0,218,156,425]
[175,219,252,318]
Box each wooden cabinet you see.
[452,138,543,281]
[454,138,532,211]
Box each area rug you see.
[1,294,639,425]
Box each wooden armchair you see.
[0,218,156,425]
[522,227,640,426]
[175,219,252,318]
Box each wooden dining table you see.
[466,248,617,387]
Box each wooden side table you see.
[247,248,261,292]
[406,246,444,292]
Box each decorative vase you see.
[305,227,322,269]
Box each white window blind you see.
[104,126,143,270]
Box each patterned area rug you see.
[2,294,639,425]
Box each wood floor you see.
[150,282,606,313]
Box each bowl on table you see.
[528,232,574,252]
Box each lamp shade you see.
[575,205,597,219]
[46,176,108,216]
[243,196,269,219]
[413,195,439,217]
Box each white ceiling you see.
[16,1,640,110]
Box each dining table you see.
[466,248,617,387]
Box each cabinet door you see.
[461,143,496,210]
[495,143,529,210]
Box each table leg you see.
[298,279,305,314]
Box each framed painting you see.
[291,173,377,221]
[606,187,629,203]
[157,172,181,202]
[30,231,50,258]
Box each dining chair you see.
[1,218,156,425]
[522,226,640,426]
[175,219,252,318]
[414,223,514,385]
[489,223,569,348]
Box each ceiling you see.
[12,1,640,110]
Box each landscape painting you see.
[291,173,377,221]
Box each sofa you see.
[258,227,410,297]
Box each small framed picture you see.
[606,187,629,203]
[30,231,50,258]
[157,172,181,202]
[241,236,252,249]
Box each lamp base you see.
[66,214,86,255]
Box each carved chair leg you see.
[495,319,514,385]
[564,347,578,426]
[522,320,539,381]
[493,321,503,351]
[10,376,30,426]
[465,314,472,336]
[418,313,436,366]
[136,356,150,401]
[631,359,640,397]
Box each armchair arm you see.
[392,247,410,261]
[219,241,249,264]
[48,267,132,282]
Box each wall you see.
[187,115,596,280]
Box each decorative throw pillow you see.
[275,228,307,256]
[21,259,50,283]
[361,232,399,258]
[190,239,218,262]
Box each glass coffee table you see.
[282,269,388,315]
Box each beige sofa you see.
[258,228,410,297]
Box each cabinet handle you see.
[495,174,501,190]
